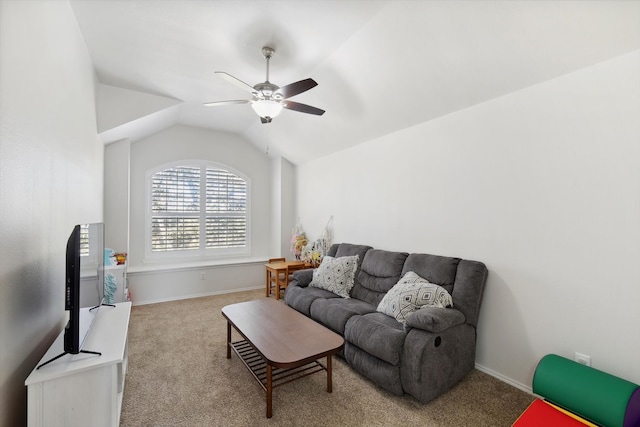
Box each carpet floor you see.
[120,289,533,426]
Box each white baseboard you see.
[131,285,263,306]
[475,363,533,395]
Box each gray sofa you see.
[284,243,488,403]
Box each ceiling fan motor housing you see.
[254,82,281,99]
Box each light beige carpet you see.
[120,289,533,426]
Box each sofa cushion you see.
[309,255,359,298]
[377,271,453,324]
[448,259,488,329]
[401,253,461,294]
[326,243,372,281]
[291,268,314,287]
[351,249,408,306]
[309,297,376,335]
[344,312,407,366]
[327,243,372,260]
[284,283,339,317]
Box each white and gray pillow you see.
[309,255,359,298]
[377,271,453,324]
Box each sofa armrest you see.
[405,307,465,333]
[292,268,314,287]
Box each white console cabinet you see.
[25,302,131,427]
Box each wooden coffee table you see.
[222,298,344,418]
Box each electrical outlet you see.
[200,272,206,280]
[575,352,591,367]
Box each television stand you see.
[36,349,102,370]
[91,302,116,311]
[25,302,131,427]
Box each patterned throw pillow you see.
[309,255,359,298]
[377,271,453,324]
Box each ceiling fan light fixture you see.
[251,99,283,119]
[205,46,324,122]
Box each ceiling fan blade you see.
[283,101,325,116]
[203,99,250,107]
[215,71,257,95]
[277,78,318,99]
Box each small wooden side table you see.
[264,260,308,300]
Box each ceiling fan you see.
[204,46,325,124]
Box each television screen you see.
[64,223,105,354]
[37,223,106,368]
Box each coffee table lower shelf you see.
[229,339,334,418]
[230,340,327,390]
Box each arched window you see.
[145,161,250,260]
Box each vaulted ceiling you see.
[69,0,640,165]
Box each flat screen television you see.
[38,223,105,369]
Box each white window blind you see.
[80,224,90,257]
[151,166,200,251]
[148,163,248,256]
[206,169,246,248]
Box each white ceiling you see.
[69,0,640,165]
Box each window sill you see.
[127,257,269,275]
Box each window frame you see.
[144,160,251,262]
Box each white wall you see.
[270,156,297,258]
[279,158,297,258]
[271,156,283,256]
[128,261,265,305]
[126,125,273,303]
[0,1,103,425]
[296,51,640,390]
[104,138,130,253]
